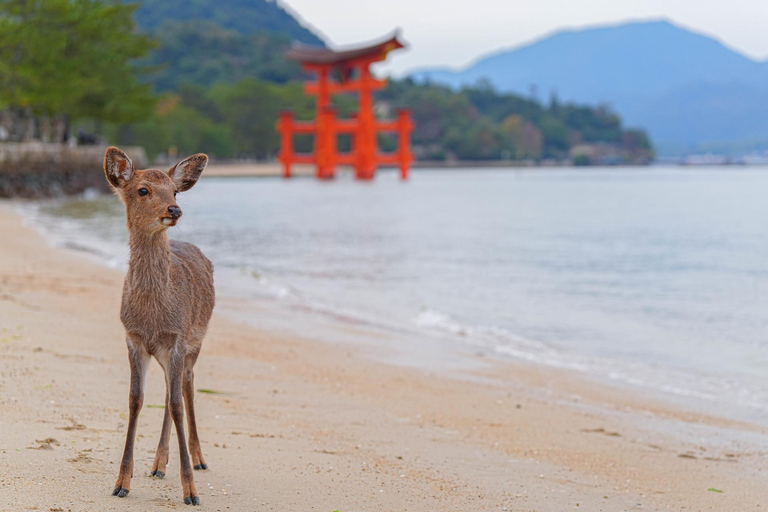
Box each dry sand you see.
[0,201,766,511]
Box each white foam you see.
[415,309,467,335]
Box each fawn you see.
[104,147,215,506]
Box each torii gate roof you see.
[285,32,406,66]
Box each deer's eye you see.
[138,188,149,196]
[174,191,178,197]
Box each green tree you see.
[538,115,570,157]
[500,114,543,160]
[208,78,313,158]
[112,95,236,160]
[0,0,156,125]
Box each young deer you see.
[104,147,215,506]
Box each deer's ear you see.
[104,147,134,189]
[168,153,208,192]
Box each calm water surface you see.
[26,167,768,423]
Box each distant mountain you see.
[410,20,768,155]
[126,0,326,90]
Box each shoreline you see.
[1,200,766,510]
[22,188,768,429]
[201,161,766,178]
[201,161,599,178]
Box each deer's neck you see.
[127,230,172,294]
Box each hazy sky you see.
[281,0,768,75]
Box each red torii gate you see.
[277,32,413,180]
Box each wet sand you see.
[0,201,765,511]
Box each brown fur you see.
[103,147,215,506]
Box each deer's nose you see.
[168,206,182,219]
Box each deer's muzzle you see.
[167,206,182,219]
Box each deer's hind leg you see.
[150,387,172,479]
[113,341,150,498]
[183,351,207,470]
[168,347,199,505]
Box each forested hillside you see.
[129,0,324,45]
[125,0,325,90]
[145,22,304,90]
[111,76,652,164]
[0,0,653,165]
[381,80,652,162]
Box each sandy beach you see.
[0,200,766,511]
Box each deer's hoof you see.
[150,470,165,479]
[193,463,208,470]
[112,488,129,498]
[184,495,200,506]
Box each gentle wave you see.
[413,307,768,415]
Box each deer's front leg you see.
[113,340,150,498]
[168,347,200,505]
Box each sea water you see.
[22,167,768,424]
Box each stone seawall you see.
[0,143,147,198]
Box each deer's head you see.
[104,147,208,233]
